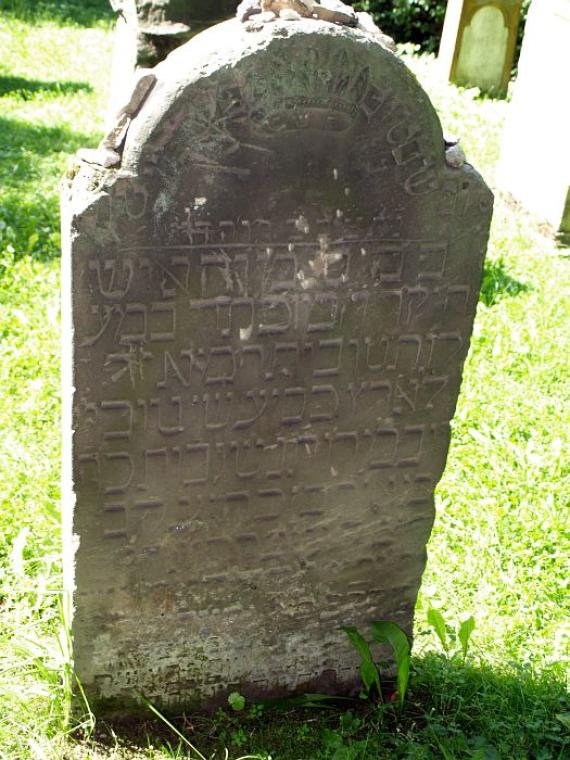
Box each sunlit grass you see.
[0,7,112,758]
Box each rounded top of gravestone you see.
[119,17,443,175]
[68,14,492,255]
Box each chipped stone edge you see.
[76,69,157,169]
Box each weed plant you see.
[0,4,568,759]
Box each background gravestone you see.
[497,0,570,243]
[439,0,523,96]
[110,0,239,67]
[107,0,238,120]
[62,17,493,710]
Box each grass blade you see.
[141,696,208,760]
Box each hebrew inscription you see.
[63,19,493,710]
[78,233,464,544]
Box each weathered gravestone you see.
[498,0,570,243]
[439,0,522,96]
[62,17,493,711]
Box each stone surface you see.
[439,0,522,96]
[497,0,570,242]
[62,18,493,711]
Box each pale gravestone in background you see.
[62,18,493,710]
[498,0,570,243]
[439,0,522,95]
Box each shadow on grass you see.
[0,115,95,260]
[557,231,570,251]
[0,114,94,159]
[0,0,113,27]
[480,258,529,307]
[0,75,93,98]
[75,655,568,760]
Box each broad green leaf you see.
[458,616,475,659]
[427,607,449,653]
[370,621,411,707]
[360,659,380,696]
[341,626,381,696]
[341,626,371,661]
[228,691,246,711]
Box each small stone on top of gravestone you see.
[62,13,493,712]
[238,0,396,48]
[238,0,357,25]
[79,69,157,168]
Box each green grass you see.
[0,5,568,759]
[0,0,113,27]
